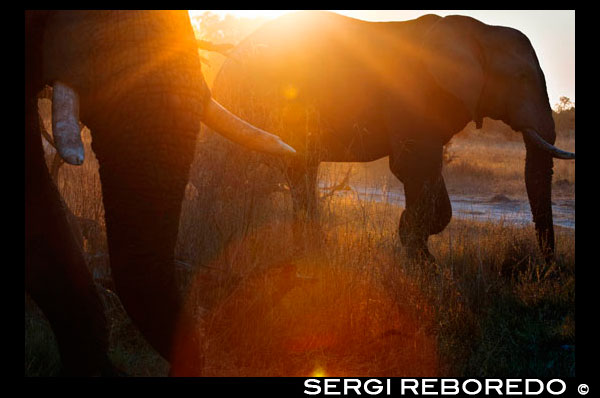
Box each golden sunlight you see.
[190,10,299,20]
[25,9,575,379]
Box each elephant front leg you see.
[399,176,452,262]
[390,143,452,262]
[25,251,114,376]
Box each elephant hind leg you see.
[287,160,320,223]
[286,160,321,248]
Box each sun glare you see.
[188,10,574,106]
[190,10,299,20]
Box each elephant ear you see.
[421,16,485,127]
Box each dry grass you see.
[175,175,575,376]
[443,125,575,199]
[25,112,575,376]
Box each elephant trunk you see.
[88,67,205,363]
[93,117,197,362]
[519,88,572,261]
[522,109,559,261]
[525,144,555,262]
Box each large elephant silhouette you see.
[25,10,294,376]
[212,11,574,261]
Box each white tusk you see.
[52,81,84,165]
[202,98,296,156]
[522,129,575,160]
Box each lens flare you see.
[312,365,326,377]
[172,223,438,376]
[282,84,299,100]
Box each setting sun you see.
[190,10,299,20]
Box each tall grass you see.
[25,106,575,376]
[177,148,575,377]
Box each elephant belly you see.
[318,123,392,163]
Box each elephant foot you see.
[399,229,436,265]
[405,244,436,265]
[541,248,555,266]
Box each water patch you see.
[319,183,574,229]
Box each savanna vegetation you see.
[25,12,575,377]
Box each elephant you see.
[25,10,295,376]
[211,11,575,262]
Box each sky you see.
[189,10,575,108]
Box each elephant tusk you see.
[52,81,85,165]
[522,129,575,160]
[202,98,296,156]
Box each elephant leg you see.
[399,176,452,260]
[25,247,110,376]
[287,159,320,223]
[389,142,452,262]
[26,125,110,376]
[286,159,320,247]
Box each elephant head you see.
[25,10,294,375]
[420,15,574,259]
